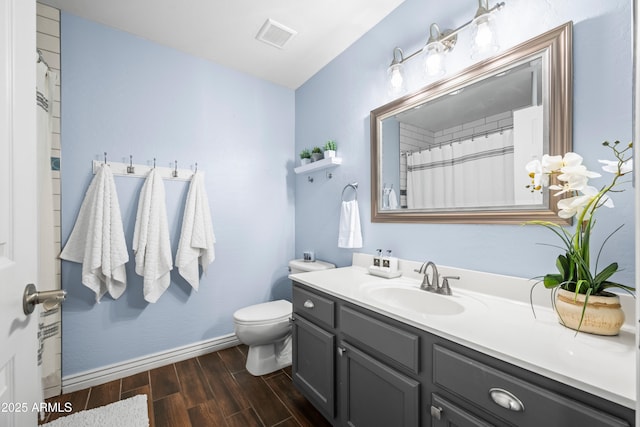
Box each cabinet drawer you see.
[340,306,419,374]
[433,345,629,427]
[293,285,335,328]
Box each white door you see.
[0,0,41,426]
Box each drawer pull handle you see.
[489,388,524,412]
[303,299,315,309]
[337,347,347,356]
[430,405,443,420]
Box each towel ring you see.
[341,182,358,201]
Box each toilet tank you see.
[289,259,335,274]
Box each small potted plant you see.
[311,146,324,162]
[324,140,337,158]
[300,149,311,165]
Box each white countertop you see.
[289,254,637,409]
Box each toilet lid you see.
[233,300,292,324]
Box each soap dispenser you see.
[385,250,398,272]
[373,249,382,267]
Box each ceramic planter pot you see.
[555,288,625,335]
[324,150,336,158]
[300,158,311,165]
[311,152,323,162]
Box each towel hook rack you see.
[194,162,198,173]
[172,160,178,178]
[127,155,135,174]
[341,182,358,201]
[104,152,107,165]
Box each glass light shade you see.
[387,63,406,96]
[424,42,446,77]
[471,14,499,59]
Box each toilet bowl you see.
[232,259,335,376]
[233,300,293,376]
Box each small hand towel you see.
[133,168,173,303]
[338,200,363,248]
[176,171,216,290]
[388,188,398,209]
[59,164,128,302]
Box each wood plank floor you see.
[40,345,332,427]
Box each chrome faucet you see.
[437,276,460,295]
[414,261,460,295]
[414,261,439,292]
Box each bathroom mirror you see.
[371,22,572,224]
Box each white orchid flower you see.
[549,174,589,196]
[540,154,563,173]
[599,158,633,175]
[581,185,614,209]
[557,194,590,218]
[525,159,547,190]
[557,164,601,182]
[557,186,614,219]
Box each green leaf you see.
[593,262,618,285]
[543,274,562,289]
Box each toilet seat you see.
[233,300,291,326]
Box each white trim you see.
[61,334,240,394]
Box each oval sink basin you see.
[367,286,465,316]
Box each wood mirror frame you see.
[370,22,573,224]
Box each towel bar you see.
[341,182,358,201]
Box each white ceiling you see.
[39,0,406,89]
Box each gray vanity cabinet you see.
[430,394,493,427]
[291,281,635,427]
[291,285,337,420]
[339,341,420,427]
[291,314,335,419]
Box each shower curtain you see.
[37,58,61,398]
[407,129,514,209]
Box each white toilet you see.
[233,259,335,376]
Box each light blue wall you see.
[60,13,295,375]
[295,0,635,285]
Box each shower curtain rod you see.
[401,124,513,156]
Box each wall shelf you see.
[294,157,342,174]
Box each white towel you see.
[338,200,363,248]
[59,164,128,302]
[176,171,216,290]
[388,188,398,209]
[133,168,173,303]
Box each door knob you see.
[23,283,66,315]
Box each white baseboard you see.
[61,333,240,394]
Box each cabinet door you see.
[339,342,420,427]
[430,394,493,427]
[292,314,335,419]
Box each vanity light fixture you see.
[387,0,505,92]
[388,47,407,96]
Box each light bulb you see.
[471,15,499,59]
[424,42,445,77]
[387,63,406,96]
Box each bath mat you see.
[43,394,149,427]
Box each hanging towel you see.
[388,187,398,209]
[59,164,128,302]
[176,171,216,290]
[133,168,173,303]
[338,200,363,248]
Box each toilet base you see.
[245,335,292,376]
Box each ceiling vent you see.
[256,18,297,49]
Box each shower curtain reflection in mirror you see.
[407,129,514,209]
